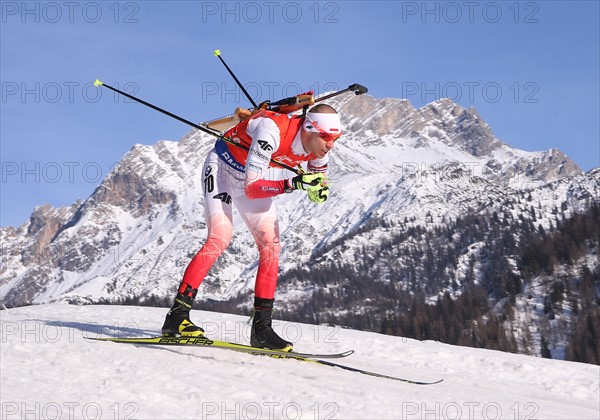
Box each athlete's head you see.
[301,104,342,158]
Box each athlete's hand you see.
[287,172,326,191]
[308,185,329,204]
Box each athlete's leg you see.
[234,195,281,300]
[178,150,234,295]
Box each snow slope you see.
[1,305,598,419]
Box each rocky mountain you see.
[1,94,597,361]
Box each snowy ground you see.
[1,305,598,419]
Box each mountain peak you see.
[423,97,465,113]
[329,94,582,182]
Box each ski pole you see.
[214,49,258,109]
[94,79,214,136]
[93,79,301,175]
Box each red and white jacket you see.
[216,110,329,199]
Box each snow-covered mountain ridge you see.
[1,94,597,362]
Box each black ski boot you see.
[161,285,205,337]
[250,298,293,351]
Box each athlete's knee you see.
[206,217,233,246]
[257,239,281,263]
[200,233,231,260]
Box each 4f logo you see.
[213,192,232,205]
[257,140,273,152]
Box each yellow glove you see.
[308,185,329,204]
[286,172,326,191]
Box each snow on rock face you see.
[0,94,591,310]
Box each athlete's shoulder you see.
[247,114,281,135]
[250,110,293,125]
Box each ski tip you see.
[213,49,221,57]
[414,379,444,385]
[93,79,103,87]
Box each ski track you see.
[1,304,598,420]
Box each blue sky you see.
[1,0,599,227]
